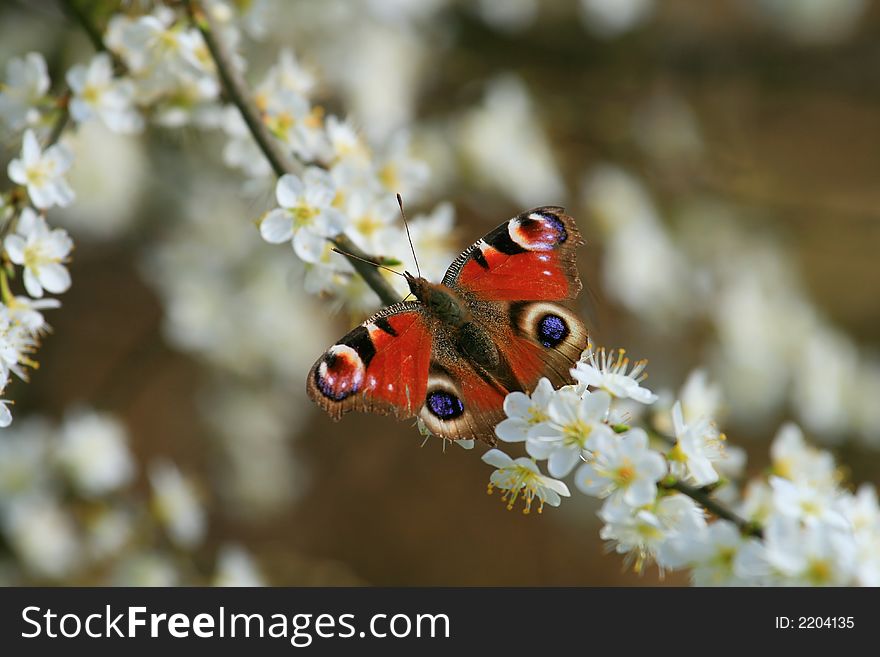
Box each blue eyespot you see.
[537,314,568,348]
[426,390,464,420]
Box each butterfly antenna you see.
[397,193,421,279]
[330,247,406,279]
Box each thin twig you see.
[662,478,763,538]
[182,0,400,306]
[62,0,107,53]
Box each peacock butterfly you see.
[306,206,589,445]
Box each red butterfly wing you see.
[307,302,433,421]
[443,206,583,302]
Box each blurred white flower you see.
[86,508,134,560]
[263,90,327,161]
[791,326,858,443]
[343,190,400,254]
[3,207,73,298]
[0,400,11,428]
[632,92,703,165]
[149,461,206,549]
[7,130,75,209]
[458,75,565,207]
[54,120,148,240]
[582,165,696,324]
[576,427,666,506]
[260,168,348,262]
[66,53,143,134]
[0,418,51,502]
[324,22,425,142]
[326,115,371,167]
[669,400,723,487]
[222,108,274,179]
[400,201,457,283]
[213,544,266,586]
[579,0,654,37]
[475,0,538,33]
[599,493,704,574]
[769,476,847,530]
[56,410,134,497]
[746,515,857,586]
[106,9,218,118]
[495,378,555,443]
[482,448,570,513]
[374,131,430,201]
[657,519,759,586]
[770,422,838,490]
[112,551,179,587]
[201,383,308,519]
[527,389,616,477]
[256,48,317,100]
[749,0,867,45]
[0,304,39,383]
[0,52,49,130]
[3,494,80,579]
[572,345,658,404]
[841,485,880,586]
[4,295,60,333]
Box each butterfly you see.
[306,206,588,445]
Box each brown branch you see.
[183,0,400,307]
[662,478,763,539]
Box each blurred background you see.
[1,0,880,586]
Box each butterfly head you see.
[404,272,470,328]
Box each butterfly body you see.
[307,206,589,444]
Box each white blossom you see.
[481,448,570,514]
[0,52,49,130]
[599,493,704,574]
[213,544,266,586]
[259,168,348,263]
[56,410,134,497]
[770,422,837,490]
[769,476,847,530]
[657,519,759,586]
[571,345,658,404]
[495,377,556,443]
[112,551,179,587]
[575,427,666,506]
[66,53,143,133]
[149,461,206,549]
[669,400,724,487]
[742,515,857,586]
[2,494,80,579]
[7,130,75,209]
[4,207,73,298]
[527,389,616,477]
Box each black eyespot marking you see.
[472,248,490,269]
[485,225,527,255]
[374,317,398,337]
[340,325,376,367]
[314,345,366,400]
[426,390,465,420]
[509,213,567,251]
[537,314,568,348]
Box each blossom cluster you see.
[1,50,80,425]
[0,408,262,585]
[242,50,454,311]
[482,346,880,585]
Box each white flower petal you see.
[548,446,581,478]
[481,448,513,469]
[292,229,327,264]
[259,209,294,243]
[275,174,304,207]
[38,262,72,294]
